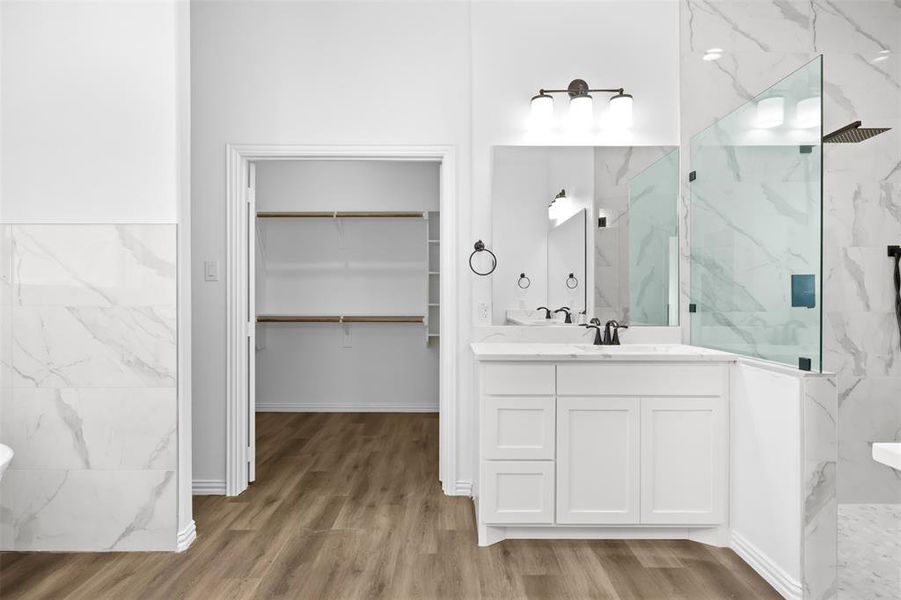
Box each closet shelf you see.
[257,315,425,323]
[257,211,426,219]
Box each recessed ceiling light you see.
[702,48,724,61]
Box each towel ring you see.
[517,273,531,289]
[469,240,497,276]
[566,272,579,289]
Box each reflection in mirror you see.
[628,150,679,325]
[548,209,586,317]
[491,147,593,325]
[594,147,679,327]
[492,145,679,326]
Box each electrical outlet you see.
[477,302,490,323]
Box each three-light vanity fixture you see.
[530,79,633,131]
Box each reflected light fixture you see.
[549,189,566,220]
[756,96,785,128]
[795,96,821,129]
[702,47,724,61]
[529,79,632,132]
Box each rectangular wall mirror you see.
[491,145,679,327]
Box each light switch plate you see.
[204,260,220,282]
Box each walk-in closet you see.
[252,160,441,419]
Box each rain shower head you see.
[823,120,891,143]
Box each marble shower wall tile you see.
[802,375,838,600]
[0,224,177,552]
[681,0,901,504]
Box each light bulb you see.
[568,94,594,131]
[756,96,784,128]
[608,93,633,128]
[530,93,554,131]
[795,96,820,129]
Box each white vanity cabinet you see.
[475,357,729,546]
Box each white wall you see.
[190,0,680,489]
[190,0,472,484]
[0,0,180,223]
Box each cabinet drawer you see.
[480,461,555,524]
[481,363,555,396]
[557,363,724,397]
[482,396,555,460]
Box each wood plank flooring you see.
[0,413,780,599]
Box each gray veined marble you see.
[0,224,178,552]
[838,503,901,600]
[680,1,900,596]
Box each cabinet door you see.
[640,397,726,525]
[480,461,555,524]
[556,397,640,524]
[482,396,555,460]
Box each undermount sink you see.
[506,316,560,326]
[573,344,689,353]
[0,443,13,482]
[872,442,901,471]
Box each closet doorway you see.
[225,146,457,497]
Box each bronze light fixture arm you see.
[539,87,625,96]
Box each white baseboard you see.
[256,403,439,413]
[193,479,226,495]
[176,520,196,552]
[730,531,801,600]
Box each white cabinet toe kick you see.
[472,361,730,548]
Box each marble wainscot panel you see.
[680,0,901,505]
[0,224,177,551]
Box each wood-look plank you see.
[0,413,781,600]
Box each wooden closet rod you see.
[256,211,426,219]
[257,315,425,323]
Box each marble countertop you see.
[470,343,736,362]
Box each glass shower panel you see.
[629,149,679,326]
[690,57,823,370]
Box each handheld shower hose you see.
[891,245,901,351]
